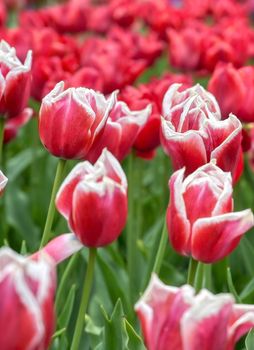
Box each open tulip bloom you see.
[135,274,254,350]
[167,162,254,263]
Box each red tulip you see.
[56,149,128,247]
[39,82,117,160]
[0,40,32,118]
[208,63,254,123]
[167,162,254,263]
[161,83,243,181]
[135,274,254,350]
[0,234,82,350]
[86,101,151,162]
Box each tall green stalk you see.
[70,248,97,350]
[152,220,168,275]
[0,117,5,167]
[40,158,66,248]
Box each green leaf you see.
[100,299,128,350]
[124,319,146,350]
[240,276,254,300]
[246,329,254,349]
[6,148,44,181]
[240,238,254,277]
[58,284,76,329]
[227,267,241,303]
[5,184,40,249]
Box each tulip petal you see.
[32,234,83,264]
[161,118,207,174]
[167,168,191,255]
[181,290,234,350]
[191,210,254,263]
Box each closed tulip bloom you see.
[39,81,117,159]
[167,162,254,263]
[161,83,243,181]
[0,40,32,118]
[208,63,254,123]
[86,101,151,162]
[0,234,82,350]
[56,149,127,247]
[135,274,254,350]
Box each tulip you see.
[167,162,254,263]
[0,234,82,350]
[135,274,254,350]
[56,148,128,247]
[208,63,254,123]
[39,81,117,160]
[0,40,32,119]
[86,101,151,162]
[161,83,243,181]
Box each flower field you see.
[1,0,254,349]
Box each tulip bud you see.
[56,149,128,247]
[39,82,117,160]
[0,40,32,118]
[135,274,254,350]
[167,162,254,263]
[86,101,151,162]
[161,83,243,181]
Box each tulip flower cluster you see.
[0,0,254,349]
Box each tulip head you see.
[56,149,128,247]
[167,162,254,263]
[39,82,117,159]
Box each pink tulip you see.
[161,83,243,181]
[0,234,82,350]
[56,149,128,247]
[167,162,254,263]
[135,274,254,350]
[86,101,151,162]
[0,40,32,119]
[4,107,33,144]
[39,81,117,160]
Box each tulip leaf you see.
[96,251,132,317]
[5,184,40,249]
[245,329,254,349]
[58,284,76,329]
[6,148,44,181]
[99,299,144,350]
[227,267,241,303]
[240,276,254,300]
[240,238,254,277]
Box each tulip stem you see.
[70,248,97,350]
[127,151,136,302]
[40,158,66,248]
[152,220,168,275]
[194,262,205,292]
[0,118,5,167]
[187,258,198,286]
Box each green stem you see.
[70,248,97,350]
[152,220,168,275]
[127,152,136,301]
[187,258,198,286]
[194,262,205,292]
[40,158,66,248]
[0,118,5,167]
